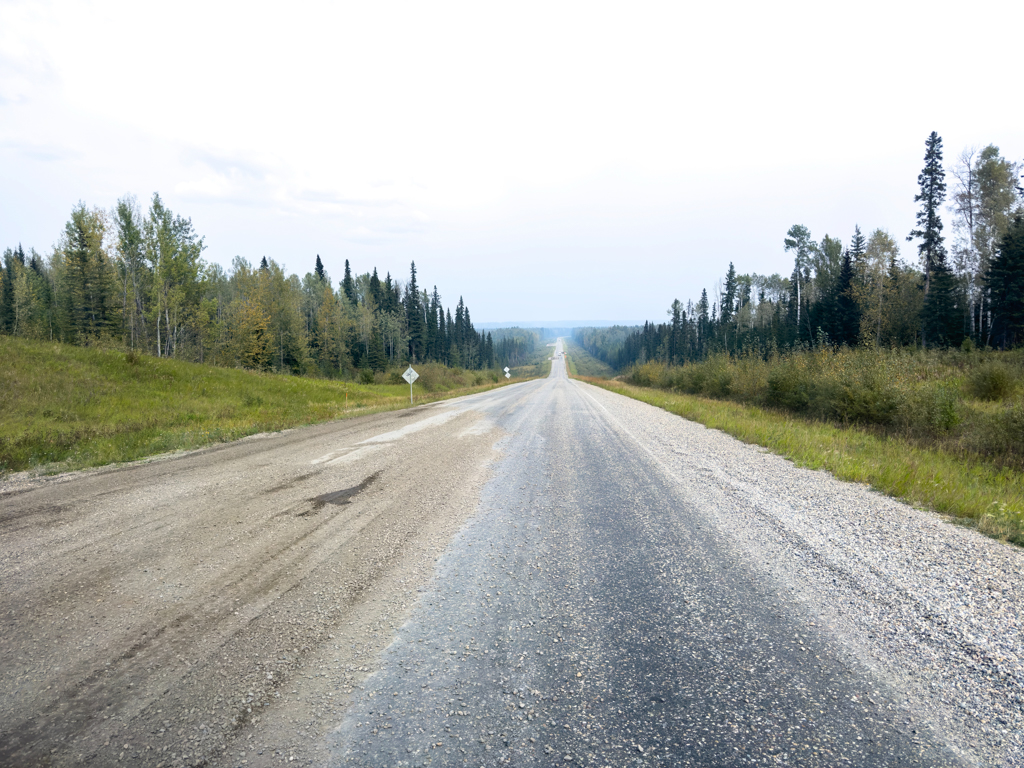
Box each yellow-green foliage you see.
[0,336,528,475]
[584,379,1024,546]
[627,347,1024,469]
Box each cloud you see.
[174,145,430,242]
[0,138,78,163]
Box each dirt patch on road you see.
[0,404,504,767]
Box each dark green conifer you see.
[908,132,947,345]
[342,259,356,304]
[988,215,1024,348]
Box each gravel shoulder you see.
[576,379,1024,766]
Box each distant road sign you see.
[402,366,419,384]
[505,372,511,379]
[503,367,510,374]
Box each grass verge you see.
[579,377,1024,546]
[563,338,614,378]
[0,337,535,477]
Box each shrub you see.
[627,362,669,388]
[967,361,1018,401]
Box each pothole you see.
[302,471,382,515]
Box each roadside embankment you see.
[0,336,531,477]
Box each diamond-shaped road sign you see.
[503,367,510,374]
[505,372,511,379]
[402,366,419,384]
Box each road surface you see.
[2,339,1022,767]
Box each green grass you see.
[580,378,1024,546]
[563,338,615,378]
[0,337,534,477]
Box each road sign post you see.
[402,365,419,404]
[504,366,510,380]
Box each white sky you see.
[2,0,1022,324]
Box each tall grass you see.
[0,337,529,476]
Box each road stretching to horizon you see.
[3,339,1022,767]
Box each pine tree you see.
[908,132,947,345]
[314,255,325,281]
[988,215,1024,348]
[259,256,269,272]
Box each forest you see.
[0,194,538,379]
[576,135,1024,369]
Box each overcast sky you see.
[2,0,1022,324]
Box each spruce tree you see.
[369,268,383,309]
[314,254,325,281]
[368,327,387,371]
[849,225,867,270]
[832,252,860,346]
[0,249,14,333]
[988,215,1024,348]
[405,261,424,361]
[342,259,356,304]
[259,256,269,272]
[921,254,961,347]
[908,132,947,345]
[668,299,682,364]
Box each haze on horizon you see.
[2,0,1022,325]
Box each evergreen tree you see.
[921,254,961,347]
[314,254,325,281]
[907,132,947,345]
[342,259,356,304]
[369,268,383,309]
[61,203,115,341]
[988,215,1024,348]
[849,225,867,268]
[368,326,388,371]
[831,252,860,346]
[484,331,494,368]
[405,261,425,361]
[668,299,683,363]
[0,249,14,333]
[697,289,710,357]
[259,256,269,272]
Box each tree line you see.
[576,133,1024,369]
[0,193,516,376]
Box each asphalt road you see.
[2,339,1015,767]
[327,341,963,768]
